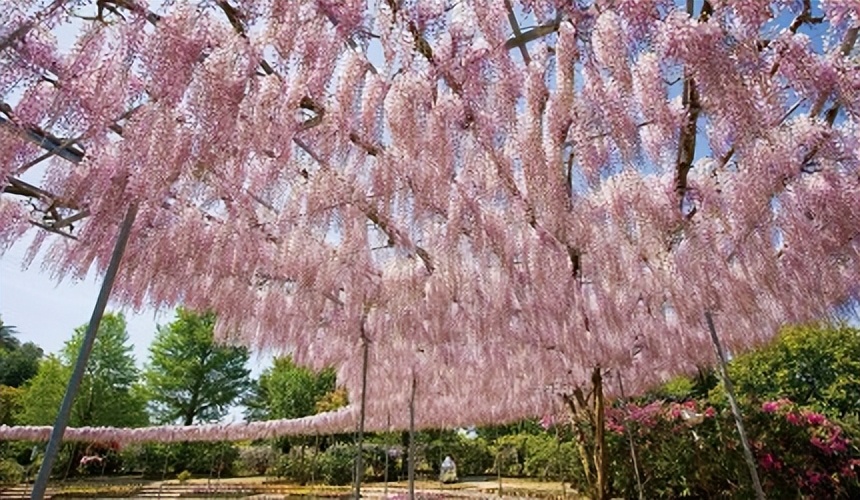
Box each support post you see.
[592,367,607,500]
[617,372,644,500]
[353,334,369,499]
[31,203,138,500]
[408,373,416,500]
[497,450,503,496]
[705,311,766,500]
[384,413,390,498]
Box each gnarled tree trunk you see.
[563,366,608,500]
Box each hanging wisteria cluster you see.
[1,0,859,441]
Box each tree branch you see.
[504,21,560,52]
[504,0,530,64]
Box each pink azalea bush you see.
[578,399,860,498]
[78,440,122,476]
[747,399,859,498]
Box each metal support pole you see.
[705,311,766,500]
[31,203,138,499]
[408,373,416,500]
[353,334,369,499]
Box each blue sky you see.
[0,235,275,376]
[2,235,166,366]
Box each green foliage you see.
[143,308,251,425]
[0,458,24,486]
[489,433,571,479]
[273,444,394,485]
[448,435,494,477]
[360,445,398,480]
[179,441,239,477]
[728,323,860,417]
[749,400,860,498]
[518,435,575,481]
[648,368,719,402]
[0,342,43,388]
[315,444,355,485]
[599,401,737,498]
[420,430,493,476]
[0,385,22,426]
[177,469,192,483]
[16,356,69,425]
[0,318,42,412]
[244,356,338,421]
[314,386,349,414]
[273,445,354,486]
[492,433,530,476]
[121,442,240,478]
[16,313,147,428]
[237,446,279,476]
[174,442,240,477]
[572,398,860,499]
[120,443,173,478]
[658,376,696,400]
[0,440,41,476]
[274,447,318,484]
[0,318,18,352]
[478,419,545,441]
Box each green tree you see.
[144,308,251,425]
[0,317,43,388]
[15,356,69,425]
[0,342,44,388]
[0,318,18,352]
[0,385,23,426]
[243,356,337,421]
[16,313,148,428]
[727,323,860,417]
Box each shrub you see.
[120,443,173,478]
[77,441,122,476]
[748,399,860,498]
[492,433,569,479]
[523,438,577,481]
[177,469,192,483]
[0,458,24,486]
[238,446,279,476]
[422,432,494,477]
[121,442,239,477]
[600,400,733,498]
[360,445,398,481]
[728,324,860,418]
[174,442,239,476]
[275,447,319,484]
[274,444,394,485]
[586,398,860,498]
[317,444,355,486]
[450,435,494,476]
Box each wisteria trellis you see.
[1,0,859,444]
